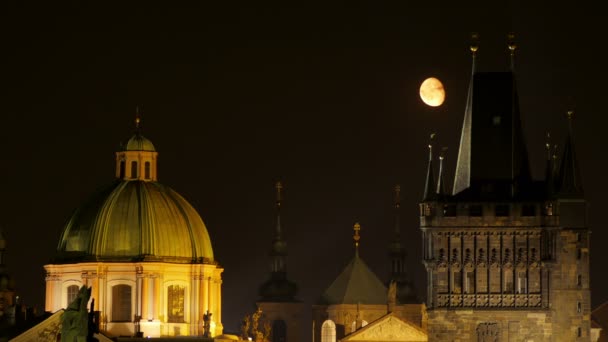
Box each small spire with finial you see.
[423,133,436,201]
[394,184,401,235]
[508,32,517,70]
[436,147,448,197]
[353,222,361,256]
[275,181,283,239]
[470,32,479,56]
[135,106,141,133]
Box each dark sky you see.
[1,2,607,337]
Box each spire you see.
[270,181,287,272]
[353,222,361,257]
[275,181,283,241]
[558,110,584,197]
[508,32,517,71]
[436,147,447,198]
[423,133,436,201]
[545,132,555,196]
[452,33,477,195]
[393,185,401,237]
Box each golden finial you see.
[353,222,361,253]
[135,106,141,130]
[275,181,283,208]
[567,110,574,120]
[507,32,517,55]
[545,132,551,159]
[428,132,435,154]
[470,32,479,55]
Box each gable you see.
[342,314,427,342]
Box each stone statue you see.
[203,310,212,337]
[61,285,92,342]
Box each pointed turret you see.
[544,133,555,196]
[558,111,584,198]
[423,134,436,201]
[258,181,298,302]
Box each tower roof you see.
[320,254,387,305]
[124,133,156,152]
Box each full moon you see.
[419,77,445,107]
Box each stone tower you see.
[420,35,590,341]
[257,182,304,342]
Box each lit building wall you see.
[44,261,223,338]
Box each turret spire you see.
[393,185,401,236]
[270,181,287,272]
[423,133,436,201]
[436,147,447,198]
[353,222,361,257]
[452,33,477,195]
[558,110,584,197]
[135,106,141,133]
[508,32,517,71]
[545,132,555,196]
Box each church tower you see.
[257,182,304,342]
[420,34,590,341]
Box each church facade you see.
[420,37,591,341]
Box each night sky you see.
[1,2,607,338]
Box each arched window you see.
[112,284,132,322]
[66,285,79,306]
[119,160,126,178]
[321,320,336,342]
[272,319,287,342]
[167,285,185,323]
[144,161,151,179]
[131,161,138,178]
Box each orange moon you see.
[419,77,445,107]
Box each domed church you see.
[44,119,223,338]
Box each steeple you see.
[270,181,287,272]
[558,110,584,197]
[452,33,477,195]
[258,181,298,302]
[423,134,436,201]
[388,186,418,303]
[508,32,517,71]
[389,185,404,275]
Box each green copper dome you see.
[125,134,156,151]
[55,180,214,263]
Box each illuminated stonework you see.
[44,127,223,338]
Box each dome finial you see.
[353,222,361,256]
[135,106,141,132]
[275,181,283,239]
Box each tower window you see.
[517,271,527,293]
[131,161,138,178]
[66,285,79,307]
[112,284,132,322]
[578,274,582,287]
[321,320,336,342]
[443,204,457,217]
[167,285,185,323]
[495,204,509,217]
[521,204,536,216]
[577,301,582,313]
[465,271,474,293]
[504,271,513,292]
[577,248,582,260]
[578,327,582,337]
[469,205,482,217]
[452,271,462,294]
[145,161,151,179]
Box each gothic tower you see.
[420,34,590,341]
[257,182,304,342]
